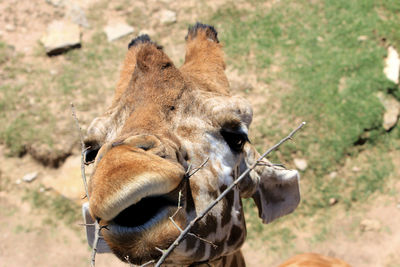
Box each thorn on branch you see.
[100,225,109,231]
[188,233,218,249]
[171,190,183,219]
[155,247,165,253]
[185,157,209,179]
[79,223,95,227]
[169,217,183,232]
[140,260,155,267]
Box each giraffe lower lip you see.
[111,195,177,229]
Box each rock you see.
[294,158,308,171]
[384,46,400,84]
[5,24,15,32]
[360,219,381,232]
[329,198,338,206]
[357,35,368,41]
[45,0,65,7]
[376,92,400,131]
[329,171,338,179]
[41,155,86,203]
[22,172,38,183]
[40,20,81,56]
[66,3,89,28]
[159,10,177,25]
[352,166,361,172]
[383,101,400,131]
[49,69,58,76]
[15,179,22,185]
[338,77,347,94]
[104,22,134,42]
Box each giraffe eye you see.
[220,129,249,152]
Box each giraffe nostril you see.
[84,146,100,164]
[137,143,154,151]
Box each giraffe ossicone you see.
[83,22,300,266]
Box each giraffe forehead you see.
[184,92,254,127]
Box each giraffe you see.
[278,253,352,267]
[83,23,301,266]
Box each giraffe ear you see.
[239,144,301,224]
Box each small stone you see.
[40,20,81,56]
[329,171,337,179]
[338,77,347,94]
[66,3,90,28]
[317,36,324,42]
[15,179,22,185]
[357,35,368,41]
[50,69,58,76]
[384,46,400,84]
[39,187,46,193]
[5,24,15,32]
[294,158,308,171]
[45,0,65,7]
[352,166,361,172]
[376,92,400,131]
[104,22,134,42]
[159,10,177,25]
[360,219,381,232]
[22,172,38,183]
[329,198,338,206]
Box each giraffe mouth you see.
[110,195,177,230]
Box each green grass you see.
[0,40,11,64]
[213,0,399,172]
[0,30,124,157]
[210,0,400,250]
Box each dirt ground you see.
[1,0,400,266]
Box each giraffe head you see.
[84,23,300,265]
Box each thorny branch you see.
[71,103,103,267]
[143,122,306,267]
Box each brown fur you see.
[278,253,352,267]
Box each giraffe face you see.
[84,24,301,266]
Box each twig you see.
[71,103,102,267]
[140,260,155,267]
[185,157,209,178]
[171,190,183,219]
[79,223,95,227]
[153,122,306,266]
[187,233,218,249]
[71,103,90,200]
[91,219,101,267]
